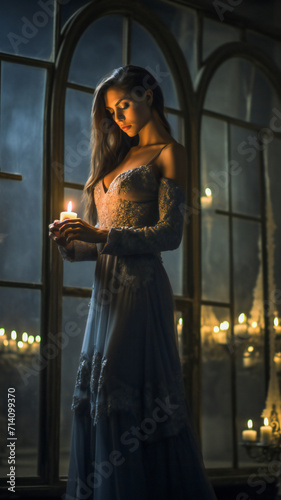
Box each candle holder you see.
[240,435,281,498]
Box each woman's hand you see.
[49,218,106,245]
[49,219,72,248]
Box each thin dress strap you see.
[145,142,172,167]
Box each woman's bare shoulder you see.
[157,140,187,193]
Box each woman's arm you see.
[99,143,187,256]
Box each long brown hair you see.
[82,65,171,225]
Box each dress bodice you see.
[94,163,160,230]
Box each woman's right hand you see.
[49,219,74,251]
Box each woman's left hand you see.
[52,218,104,244]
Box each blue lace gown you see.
[60,144,217,500]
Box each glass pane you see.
[167,112,184,145]
[247,30,281,72]
[62,187,96,289]
[0,287,41,477]
[59,296,90,476]
[201,305,232,467]
[161,242,184,296]
[138,0,197,84]
[0,62,46,283]
[200,115,228,212]
[131,21,179,110]
[265,138,281,320]
[201,213,230,303]
[64,88,93,185]
[0,0,54,60]
[235,312,265,466]
[233,219,263,323]
[68,15,123,88]
[204,58,280,128]
[230,125,261,217]
[203,18,240,61]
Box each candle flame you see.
[264,418,268,426]
[67,201,72,212]
[248,419,253,429]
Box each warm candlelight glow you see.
[60,200,78,221]
[238,313,246,324]
[264,418,268,426]
[28,335,34,344]
[248,419,253,429]
[220,321,229,330]
[11,330,17,340]
[248,346,254,352]
[213,326,219,333]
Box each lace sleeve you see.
[58,222,99,262]
[99,177,186,256]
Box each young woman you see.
[49,65,217,500]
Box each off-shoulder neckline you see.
[99,163,185,198]
[102,142,174,194]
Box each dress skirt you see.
[64,252,217,500]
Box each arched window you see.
[200,54,281,468]
[54,7,190,476]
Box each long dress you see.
[60,143,217,500]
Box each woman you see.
[49,65,217,500]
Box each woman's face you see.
[104,86,152,137]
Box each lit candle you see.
[242,419,257,442]
[0,328,7,350]
[274,317,281,334]
[60,201,77,221]
[260,418,272,444]
[201,188,213,209]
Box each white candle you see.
[60,201,77,221]
[242,419,257,442]
[260,418,272,444]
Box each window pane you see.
[167,112,184,145]
[203,18,240,61]
[235,307,265,466]
[64,88,93,185]
[138,0,197,84]
[247,30,281,73]
[131,21,179,109]
[204,58,280,127]
[201,213,230,303]
[62,187,96,289]
[59,295,91,476]
[0,287,41,477]
[0,0,54,60]
[233,219,263,322]
[232,218,265,466]
[162,242,184,296]
[265,138,281,318]
[230,125,261,217]
[201,305,232,467]
[201,115,228,212]
[68,15,123,88]
[0,62,46,283]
